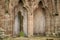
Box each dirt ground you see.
[3,37,60,40]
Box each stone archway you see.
[13,6,28,37]
[33,1,46,36]
[12,0,28,37]
[13,11,22,36]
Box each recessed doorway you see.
[33,1,46,36]
[13,11,28,37]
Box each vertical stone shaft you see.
[45,8,51,36]
[27,11,33,37]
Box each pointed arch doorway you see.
[33,1,46,36]
[13,10,28,37]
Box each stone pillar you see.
[27,11,33,37]
[54,0,59,35]
[24,0,34,37]
[45,9,51,36]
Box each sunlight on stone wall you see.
[34,6,45,34]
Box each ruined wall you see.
[0,0,60,37]
[0,0,5,30]
[33,4,45,35]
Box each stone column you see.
[24,0,34,37]
[27,10,33,37]
[45,9,51,36]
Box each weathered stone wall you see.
[0,0,60,37]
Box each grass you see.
[20,31,24,37]
[3,36,60,40]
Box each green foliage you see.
[20,32,24,37]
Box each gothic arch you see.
[33,1,45,36]
[33,0,51,36]
[13,4,28,36]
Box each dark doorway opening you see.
[18,11,23,32]
[13,11,24,37]
[18,11,24,37]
